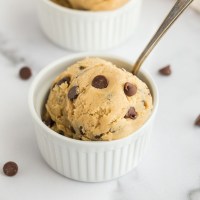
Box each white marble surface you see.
[0,0,200,199]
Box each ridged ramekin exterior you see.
[29,53,158,182]
[37,0,142,51]
[34,121,152,182]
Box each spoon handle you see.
[132,0,194,75]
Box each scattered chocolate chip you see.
[19,66,32,80]
[3,161,18,177]
[68,86,79,101]
[79,66,85,70]
[124,107,137,119]
[58,130,64,136]
[195,115,200,126]
[159,65,171,76]
[57,76,71,86]
[124,82,137,96]
[92,75,108,89]
[43,118,55,127]
[95,134,104,139]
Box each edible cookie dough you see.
[51,0,128,11]
[42,58,153,141]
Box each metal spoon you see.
[132,0,194,75]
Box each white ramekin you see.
[37,0,143,51]
[29,53,158,182]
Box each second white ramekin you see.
[29,53,158,182]
[37,0,143,51]
[191,0,200,12]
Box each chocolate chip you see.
[68,86,79,101]
[195,115,200,126]
[43,118,55,127]
[19,67,32,80]
[124,107,137,119]
[92,75,108,89]
[159,65,171,76]
[79,66,85,70]
[58,130,64,136]
[124,82,137,96]
[3,162,18,177]
[95,134,104,140]
[79,126,85,135]
[70,126,75,133]
[57,76,70,86]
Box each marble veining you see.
[0,31,26,66]
[189,187,200,200]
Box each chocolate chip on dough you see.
[124,82,137,96]
[57,76,71,86]
[68,86,79,100]
[92,75,108,89]
[125,107,137,119]
[95,134,104,140]
[43,118,55,127]
[79,66,86,70]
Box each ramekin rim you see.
[28,53,159,146]
[41,0,136,16]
